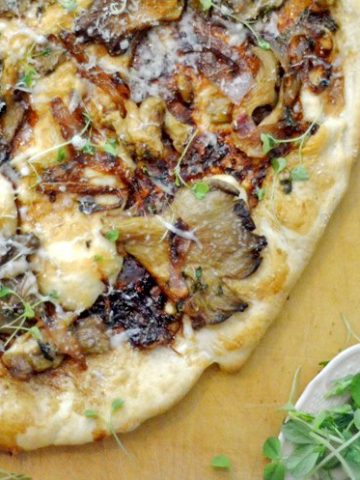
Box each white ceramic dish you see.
[280,344,360,479]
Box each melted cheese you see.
[18,184,123,311]
[0,174,17,237]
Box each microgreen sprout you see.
[291,165,310,182]
[58,0,77,12]
[191,181,210,200]
[255,186,265,201]
[83,398,127,454]
[0,285,45,347]
[24,113,92,178]
[103,138,118,157]
[263,371,360,479]
[17,65,38,90]
[104,229,120,242]
[200,0,271,50]
[56,146,67,163]
[0,468,32,479]
[261,121,317,159]
[173,128,198,187]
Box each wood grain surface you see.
[1,159,360,480]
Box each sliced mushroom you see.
[75,0,184,55]
[227,0,284,20]
[0,234,39,280]
[2,334,63,380]
[74,315,110,354]
[124,97,166,158]
[170,188,267,325]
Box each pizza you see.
[0,0,358,452]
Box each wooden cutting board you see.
[1,158,360,480]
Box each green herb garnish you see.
[173,128,198,187]
[271,157,287,175]
[200,0,271,50]
[291,165,310,182]
[261,121,317,158]
[0,286,11,298]
[56,146,67,163]
[192,181,210,200]
[0,468,32,479]
[84,409,99,419]
[105,229,120,242]
[18,65,38,89]
[103,138,118,157]
[199,0,213,10]
[84,399,127,454]
[58,0,77,12]
[211,454,231,470]
[255,187,265,201]
[263,372,360,479]
[111,398,125,413]
[29,326,42,341]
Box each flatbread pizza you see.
[0,0,358,451]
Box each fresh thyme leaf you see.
[255,187,265,201]
[0,285,11,298]
[84,409,99,419]
[82,140,95,155]
[291,165,310,182]
[211,454,231,470]
[104,138,118,157]
[199,0,213,11]
[261,133,278,154]
[351,375,360,408]
[263,461,285,480]
[29,326,42,341]
[192,181,210,200]
[23,303,35,319]
[105,229,120,242]
[257,38,271,50]
[271,158,287,175]
[111,398,125,413]
[39,46,52,57]
[18,66,38,89]
[195,266,203,281]
[263,437,281,461]
[56,146,67,163]
[49,290,60,300]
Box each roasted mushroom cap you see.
[75,0,185,55]
[170,188,266,325]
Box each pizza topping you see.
[75,0,185,55]
[83,256,180,348]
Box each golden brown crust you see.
[0,0,358,451]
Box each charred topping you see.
[83,256,180,347]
